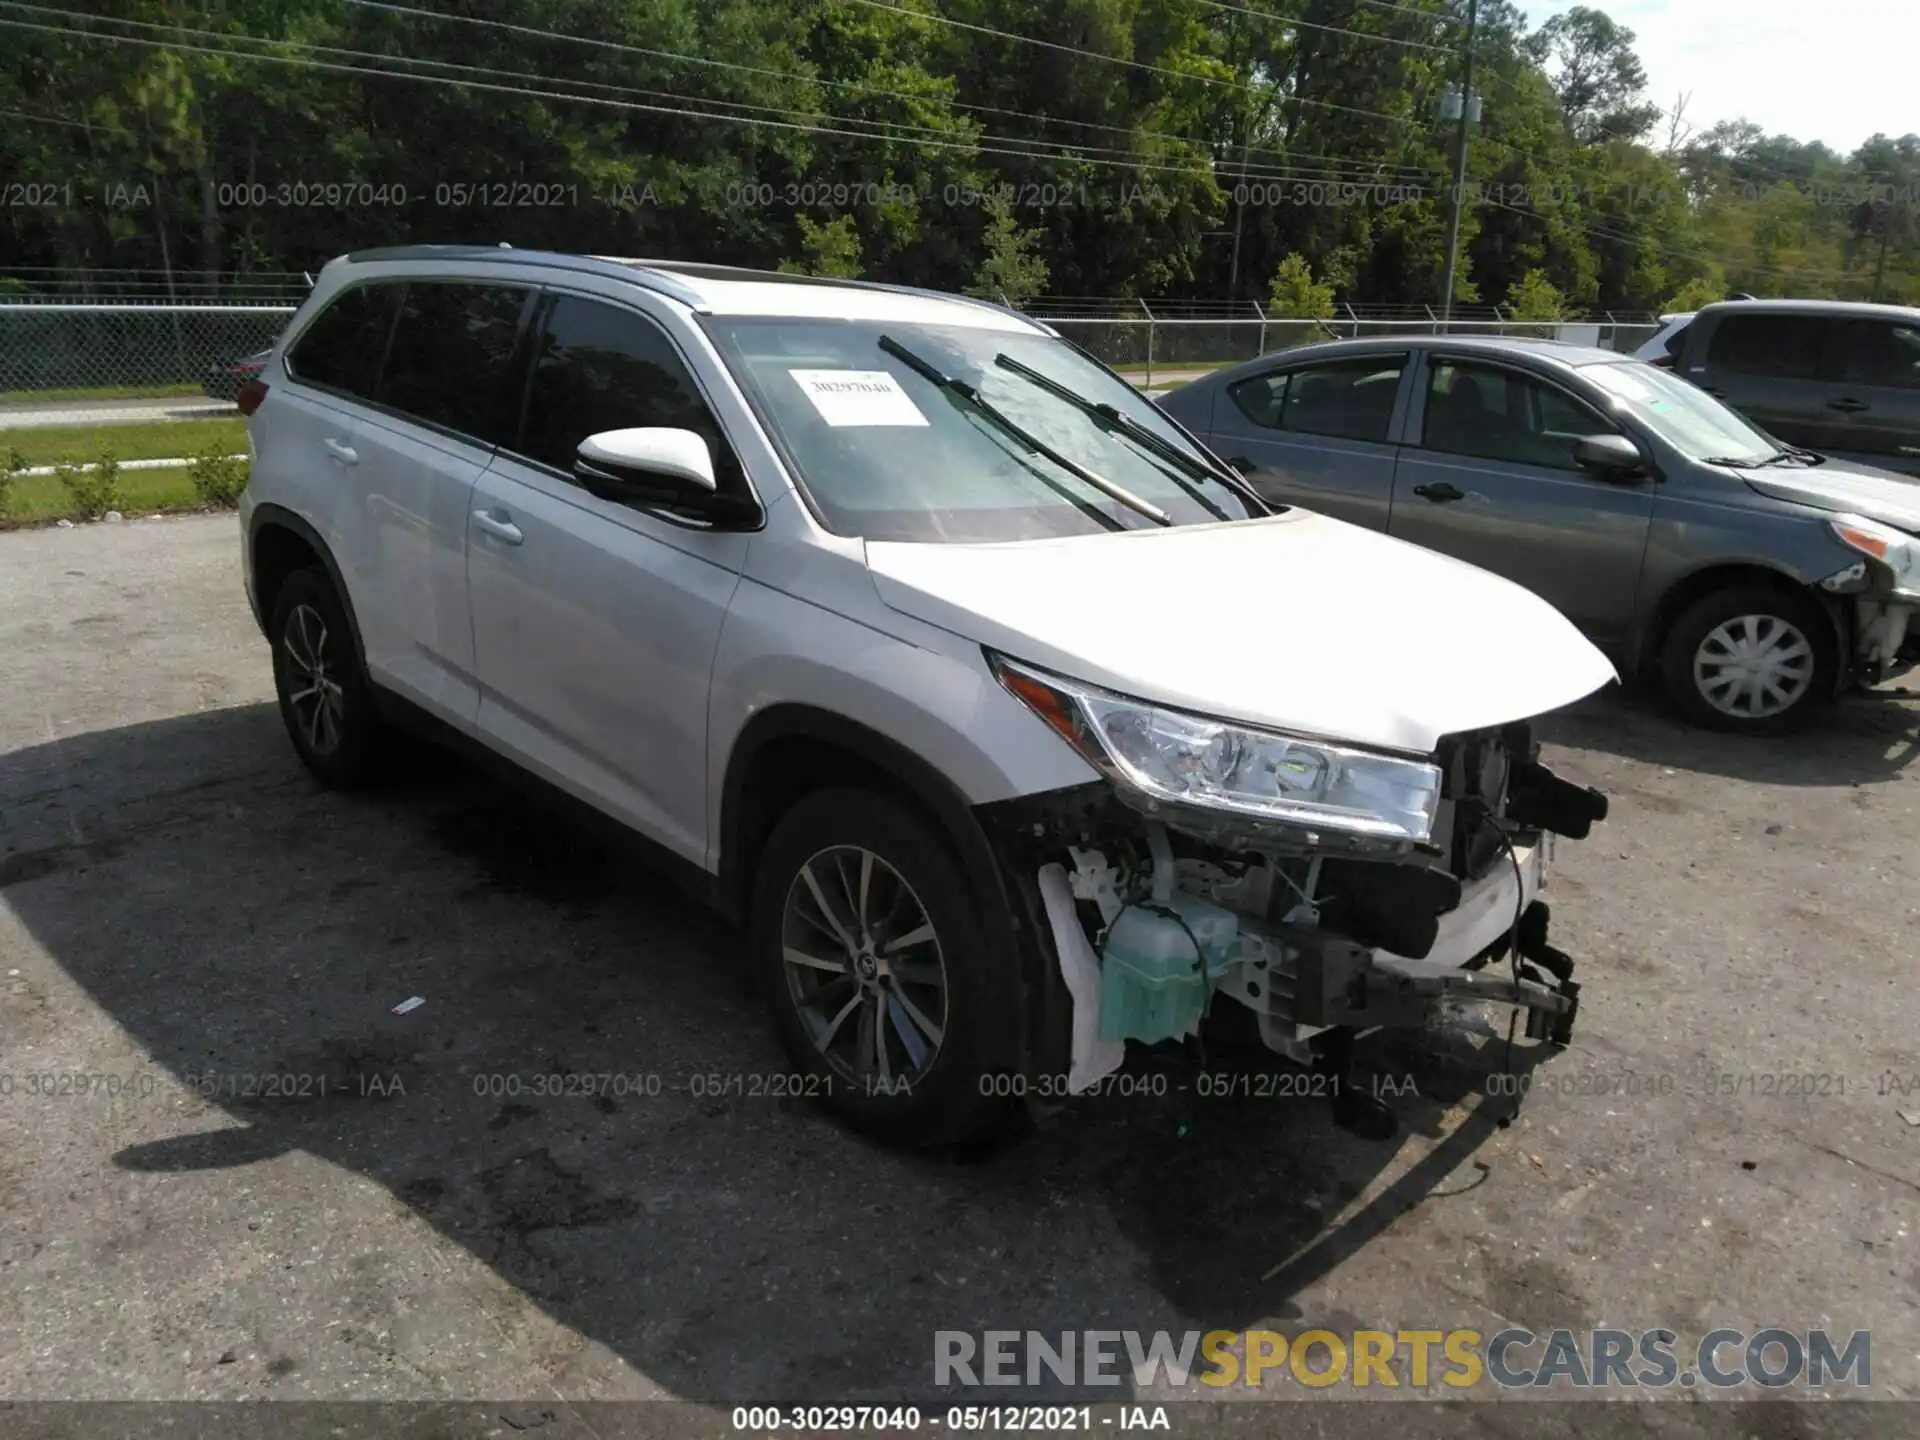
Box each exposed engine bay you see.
[983,720,1609,1133]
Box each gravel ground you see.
[0,515,1915,1437]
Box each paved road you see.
[0,394,236,429]
[0,516,1916,1431]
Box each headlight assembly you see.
[1829,514,1920,600]
[990,654,1442,844]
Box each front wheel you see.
[749,788,1021,1147]
[1658,585,1835,733]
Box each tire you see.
[1658,584,1836,734]
[270,567,387,786]
[749,787,1021,1147]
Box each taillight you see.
[236,378,269,415]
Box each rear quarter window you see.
[284,283,402,400]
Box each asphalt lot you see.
[1,515,1917,1434]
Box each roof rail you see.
[337,246,707,307]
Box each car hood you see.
[865,511,1617,754]
[1743,457,1920,532]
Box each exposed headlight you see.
[1829,514,1920,600]
[990,654,1442,844]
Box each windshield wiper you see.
[1701,455,1761,469]
[1760,446,1826,467]
[878,335,1171,527]
[991,353,1239,521]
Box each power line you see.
[1187,0,1454,54]
[841,0,1442,139]
[332,0,1433,183]
[2,15,1433,193]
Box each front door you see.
[465,291,751,864]
[1389,355,1655,648]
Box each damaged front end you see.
[981,656,1608,1132]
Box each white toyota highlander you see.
[239,247,1615,1145]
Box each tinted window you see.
[286,284,400,399]
[1658,320,1691,357]
[1227,372,1288,428]
[1246,357,1405,442]
[1846,321,1920,390]
[1704,313,1838,379]
[518,295,743,492]
[378,282,529,442]
[1422,360,1618,469]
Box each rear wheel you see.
[749,788,1020,1146]
[270,567,386,786]
[1659,585,1835,733]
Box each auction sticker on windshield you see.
[789,369,930,427]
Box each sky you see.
[1527,0,1918,154]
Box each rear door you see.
[1823,318,1920,475]
[465,290,751,864]
[1687,311,1847,452]
[346,279,534,726]
[1388,355,1654,647]
[1200,354,1407,528]
[269,279,403,626]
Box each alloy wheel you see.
[1692,613,1815,720]
[282,603,346,755]
[780,845,948,1088]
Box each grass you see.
[0,382,204,404]
[1,464,207,526]
[6,418,246,468]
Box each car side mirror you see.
[574,428,721,511]
[1574,433,1646,480]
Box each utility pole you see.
[1440,0,1479,325]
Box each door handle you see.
[322,437,358,465]
[1226,455,1256,474]
[1826,397,1869,414]
[1412,482,1465,503]
[471,508,524,546]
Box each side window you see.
[285,283,401,400]
[1227,371,1288,428]
[378,282,530,443]
[1658,320,1691,358]
[1846,322,1920,390]
[1704,314,1831,379]
[1276,357,1404,442]
[516,294,743,493]
[1421,359,1617,470]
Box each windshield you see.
[1583,360,1778,464]
[705,317,1261,541]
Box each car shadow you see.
[0,703,1554,1404]
[1536,680,1920,788]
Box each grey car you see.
[1655,299,1920,479]
[1156,336,1920,732]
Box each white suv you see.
[240,247,1615,1144]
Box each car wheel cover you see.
[780,844,948,1089]
[1692,612,1815,720]
[282,603,346,755]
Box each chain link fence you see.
[0,303,296,425]
[0,293,1661,427]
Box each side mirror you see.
[574,428,721,510]
[1574,432,1646,479]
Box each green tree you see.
[966,190,1049,305]
[779,214,864,278]
[1665,269,1727,311]
[1504,268,1570,319]
[1266,253,1335,318]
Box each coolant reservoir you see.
[1098,895,1239,1045]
